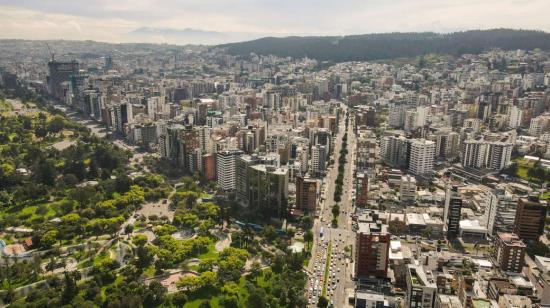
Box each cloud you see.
[0,0,549,43]
[0,5,137,42]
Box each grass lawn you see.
[143,265,156,277]
[183,269,274,307]
[516,159,531,180]
[197,243,218,261]
[15,205,38,216]
[184,297,222,308]
[0,202,58,225]
[514,158,543,183]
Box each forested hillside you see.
[218,29,550,62]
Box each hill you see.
[217,29,550,62]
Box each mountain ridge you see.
[217,29,550,62]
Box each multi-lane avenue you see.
[307,105,357,307]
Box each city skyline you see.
[0,0,549,44]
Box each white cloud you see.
[0,0,548,43]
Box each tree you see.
[220,296,239,308]
[286,227,296,238]
[34,125,47,138]
[332,204,340,217]
[246,283,267,307]
[125,224,134,235]
[47,116,65,135]
[502,163,518,177]
[304,230,314,250]
[174,213,200,229]
[177,275,200,291]
[527,240,550,257]
[221,281,240,299]
[34,159,57,186]
[171,292,187,307]
[249,262,262,280]
[145,280,167,307]
[61,271,78,304]
[88,159,99,179]
[301,216,312,229]
[133,234,148,247]
[70,186,98,209]
[198,259,214,273]
[199,301,211,308]
[262,225,278,243]
[317,296,329,308]
[40,230,58,249]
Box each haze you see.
[0,0,549,44]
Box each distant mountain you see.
[217,29,550,62]
[129,27,264,45]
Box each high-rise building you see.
[408,139,435,176]
[486,142,513,171]
[388,104,409,128]
[431,131,460,161]
[494,190,518,234]
[513,196,547,242]
[462,139,512,171]
[159,124,202,173]
[355,172,369,207]
[355,222,390,279]
[406,264,437,308]
[494,232,526,273]
[295,176,317,213]
[202,154,216,181]
[507,106,523,129]
[529,114,550,137]
[355,130,377,171]
[235,154,260,203]
[248,165,289,218]
[444,186,463,239]
[380,135,410,168]
[47,60,79,99]
[462,139,486,169]
[216,149,243,191]
[311,144,327,177]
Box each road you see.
[307,105,357,307]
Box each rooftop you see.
[497,232,526,248]
[358,222,389,235]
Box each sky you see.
[0,0,549,44]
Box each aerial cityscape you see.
[2,1,550,308]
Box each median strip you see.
[322,242,332,297]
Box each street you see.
[307,106,357,307]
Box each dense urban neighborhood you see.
[1,37,550,308]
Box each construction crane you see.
[45,42,55,62]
